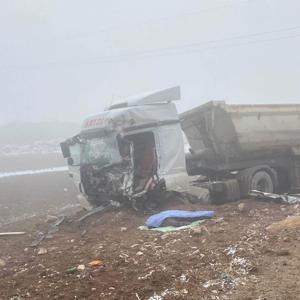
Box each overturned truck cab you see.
[60,87,188,209]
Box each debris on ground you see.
[88,260,104,267]
[0,258,6,267]
[31,216,65,247]
[238,202,246,212]
[250,190,300,204]
[145,209,215,228]
[139,220,205,233]
[0,231,25,236]
[190,224,210,236]
[66,266,77,274]
[77,203,116,222]
[37,247,48,255]
[77,264,85,271]
[0,200,300,299]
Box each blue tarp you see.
[145,210,215,228]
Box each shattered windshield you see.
[81,135,122,167]
[69,143,81,166]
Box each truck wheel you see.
[209,179,240,204]
[251,171,274,193]
[237,166,277,197]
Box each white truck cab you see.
[61,86,188,208]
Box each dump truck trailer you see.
[181,101,300,201]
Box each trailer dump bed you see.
[181,101,300,197]
[181,101,300,163]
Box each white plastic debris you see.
[37,248,48,255]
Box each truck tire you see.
[209,179,240,204]
[250,171,274,193]
[237,166,277,197]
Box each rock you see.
[120,227,127,232]
[248,209,256,217]
[37,248,48,255]
[0,258,6,267]
[238,203,246,212]
[77,264,85,271]
[49,246,59,252]
[161,233,171,240]
[267,215,300,232]
[214,217,224,224]
[9,296,22,300]
[136,251,143,256]
[191,249,200,256]
[179,274,188,283]
[263,248,290,256]
[191,225,210,236]
[276,249,290,256]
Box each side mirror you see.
[67,157,74,166]
[60,142,71,158]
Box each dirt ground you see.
[0,172,79,226]
[1,198,300,300]
[1,154,300,299]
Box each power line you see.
[60,1,251,42]
[72,32,300,64]
[1,26,300,70]
[0,1,251,47]
[87,25,300,63]
[144,32,300,59]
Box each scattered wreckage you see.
[0,232,25,237]
[61,86,300,209]
[249,190,300,204]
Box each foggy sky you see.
[0,0,300,124]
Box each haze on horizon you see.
[0,0,300,125]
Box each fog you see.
[1,3,300,296]
[1,0,300,125]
